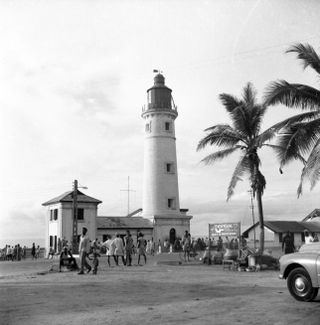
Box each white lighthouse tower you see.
[141,73,192,245]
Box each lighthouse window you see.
[165,163,175,174]
[165,122,171,131]
[168,198,176,209]
[145,122,151,133]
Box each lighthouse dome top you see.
[154,73,165,85]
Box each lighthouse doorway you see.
[169,228,176,245]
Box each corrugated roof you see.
[97,216,153,229]
[42,190,102,206]
[243,220,320,236]
[264,221,306,233]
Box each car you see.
[279,242,320,301]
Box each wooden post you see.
[72,180,78,254]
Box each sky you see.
[1,0,320,246]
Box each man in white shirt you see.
[78,227,92,275]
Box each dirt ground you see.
[0,254,320,325]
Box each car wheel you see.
[287,267,319,302]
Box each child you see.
[89,248,101,275]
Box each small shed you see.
[242,220,320,248]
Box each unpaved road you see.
[0,257,319,325]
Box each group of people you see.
[0,243,40,261]
[282,229,319,254]
[71,227,149,275]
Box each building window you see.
[165,162,175,174]
[53,209,58,221]
[301,232,305,242]
[165,122,171,131]
[168,198,176,210]
[50,210,53,221]
[279,233,283,243]
[78,208,84,220]
[145,123,150,132]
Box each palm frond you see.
[242,82,256,109]
[257,111,320,146]
[227,155,251,200]
[287,43,320,75]
[297,139,320,196]
[200,146,243,165]
[219,93,242,113]
[197,125,245,151]
[264,80,320,110]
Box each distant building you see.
[242,214,320,248]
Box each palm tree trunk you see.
[256,190,265,255]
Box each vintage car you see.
[279,242,320,301]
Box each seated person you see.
[59,246,79,272]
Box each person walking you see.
[124,230,134,266]
[282,231,295,254]
[182,231,191,262]
[137,232,147,265]
[157,239,162,254]
[89,248,100,275]
[102,235,117,267]
[31,243,36,260]
[113,233,126,266]
[78,227,92,275]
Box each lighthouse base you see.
[153,214,193,248]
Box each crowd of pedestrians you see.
[0,243,41,261]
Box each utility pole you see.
[120,176,136,216]
[249,189,257,250]
[72,179,78,254]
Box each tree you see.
[264,43,320,196]
[197,82,316,253]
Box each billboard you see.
[209,223,240,238]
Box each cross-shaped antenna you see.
[120,176,136,216]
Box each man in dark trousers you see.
[124,230,134,266]
[282,231,295,254]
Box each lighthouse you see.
[141,73,192,246]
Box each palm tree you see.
[197,82,317,253]
[264,43,320,196]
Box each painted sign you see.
[209,223,240,238]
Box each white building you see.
[141,73,192,245]
[42,190,101,253]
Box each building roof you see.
[243,220,320,237]
[97,216,153,229]
[302,209,320,222]
[42,190,102,206]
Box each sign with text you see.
[209,223,240,238]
